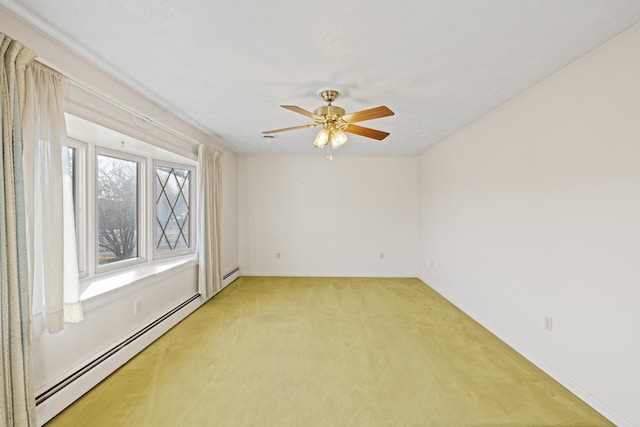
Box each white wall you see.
[418,24,640,427]
[221,151,239,274]
[239,155,418,277]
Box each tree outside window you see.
[97,154,138,265]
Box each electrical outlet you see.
[380,253,384,260]
[276,252,280,259]
[134,300,141,315]
[544,315,553,332]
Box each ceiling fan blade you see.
[281,105,322,121]
[342,106,395,123]
[262,123,319,134]
[344,124,390,140]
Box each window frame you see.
[152,160,196,260]
[66,137,88,278]
[94,147,148,274]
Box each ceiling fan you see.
[262,90,395,149]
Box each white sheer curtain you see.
[197,144,223,300]
[0,32,37,427]
[23,61,82,334]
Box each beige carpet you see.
[46,277,612,426]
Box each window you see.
[65,138,88,277]
[155,163,193,256]
[97,153,141,266]
[63,113,197,297]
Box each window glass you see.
[97,154,138,265]
[156,166,191,252]
[66,146,76,210]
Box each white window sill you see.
[80,255,196,302]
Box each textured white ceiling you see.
[2,1,640,155]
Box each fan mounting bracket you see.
[320,90,339,105]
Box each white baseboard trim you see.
[418,275,633,427]
[240,272,417,278]
[36,296,203,426]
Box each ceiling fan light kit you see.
[313,126,330,148]
[263,89,394,154]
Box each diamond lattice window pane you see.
[165,173,180,201]
[157,192,172,226]
[156,220,170,251]
[155,166,191,252]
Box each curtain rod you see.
[34,57,209,149]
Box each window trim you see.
[94,147,148,274]
[152,160,196,260]
[66,137,88,277]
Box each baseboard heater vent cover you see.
[223,266,240,280]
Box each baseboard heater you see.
[35,293,200,406]
[223,266,240,281]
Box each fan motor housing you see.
[314,105,345,120]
